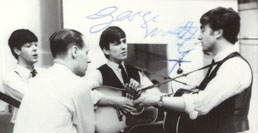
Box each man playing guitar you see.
[86,26,161,133]
[134,7,252,133]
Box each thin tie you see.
[118,64,130,119]
[31,68,37,78]
[119,64,129,85]
[198,59,215,90]
[205,59,215,79]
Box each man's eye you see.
[122,39,126,43]
[113,41,121,45]
[26,44,32,47]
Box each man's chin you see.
[30,60,38,64]
[202,49,213,55]
[120,56,127,60]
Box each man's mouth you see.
[121,51,127,55]
[33,54,38,58]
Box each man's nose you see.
[33,45,37,51]
[198,33,202,40]
[121,42,127,49]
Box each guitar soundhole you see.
[130,107,145,115]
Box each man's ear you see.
[103,47,110,56]
[71,45,79,59]
[214,29,223,39]
[14,47,21,56]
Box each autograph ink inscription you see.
[86,5,159,39]
[86,6,199,75]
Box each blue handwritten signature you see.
[86,6,199,76]
[166,21,199,75]
[86,6,159,38]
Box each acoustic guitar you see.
[93,85,158,133]
[164,88,199,133]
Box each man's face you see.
[17,42,38,65]
[105,38,127,63]
[198,25,217,53]
[75,41,90,77]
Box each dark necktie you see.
[205,59,215,78]
[31,68,37,78]
[119,64,129,85]
[198,59,215,90]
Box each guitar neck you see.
[138,77,177,93]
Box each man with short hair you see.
[87,26,160,133]
[3,29,45,126]
[14,29,95,133]
[134,7,252,133]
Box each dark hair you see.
[200,7,240,44]
[8,29,38,59]
[99,26,126,58]
[49,29,84,58]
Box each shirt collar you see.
[106,60,125,71]
[14,64,33,79]
[53,63,75,75]
[213,46,238,62]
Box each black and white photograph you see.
[0,0,257,133]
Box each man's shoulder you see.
[97,64,108,70]
[2,70,21,83]
[223,56,251,70]
[218,56,252,79]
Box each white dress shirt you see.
[183,47,252,121]
[2,64,45,123]
[86,60,161,104]
[14,63,95,133]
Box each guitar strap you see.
[0,91,20,108]
[0,69,34,109]
[198,52,240,90]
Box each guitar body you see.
[164,88,196,133]
[94,86,158,133]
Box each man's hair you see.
[8,29,38,59]
[49,29,84,58]
[200,7,240,44]
[99,26,126,58]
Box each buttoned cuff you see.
[182,93,198,120]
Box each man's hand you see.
[133,92,161,108]
[109,97,137,112]
[126,78,140,90]
[125,78,141,99]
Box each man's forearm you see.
[96,96,118,106]
[159,96,186,112]
[3,85,23,101]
